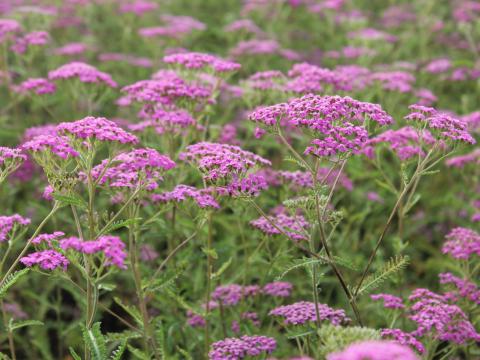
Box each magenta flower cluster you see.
[56,117,138,145]
[405,105,475,144]
[441,227,480,260]
[163,52,241,73]
[408,288,480,344]
[250,212,309,241]
[48,62,117,88]
[20,250,69,271]
[22,135,79,159]
[90,148,175,191]
[249,94,393,157]
[269,301,349,325]
[0,214,30,242]
[60,236,127,269]
[363,126,436,161]
[0,147,27,166]
[327,340,419,360]
[209,335,276,360]
[370,293,405,309]
[179,142,271,181]
[15,78,56,95]
[152,185,220,209]
[380,329,425,354]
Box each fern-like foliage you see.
[317,324,380,357]
[276,257,328,280]
[276,255,356,281]
[0,268,30,299]
[154,320,166,359]
[110,341,127,360]
[127,345,150,360]
[113,297,143,328]
[356,255,409,296]
[82,322,108,360]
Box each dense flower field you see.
[0,0,479,359]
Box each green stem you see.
[1,300,16,360]
[204,211,214,358]
[128,204,160,359]
[354,146,437,297]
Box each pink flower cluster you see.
[0,147,27,166]
[131,108,196,135]
[405,105,475,144]
[212,284,260,306]
[269,301,349,325]
[0,19,21,42]
[381,329,425,354]
[22,134,79,159]
[54,42,88,56]
[91,148,175,191]
[370,293,405,309]
[138,14,205,39]
[57,117,138,144]
[121,78,210,106]
[0,214,30,242]
[60,235,127,269]
[179,142,271,181]
[32,231,66,245]
[15,78,56,95]
[442,227,480,260]
[363,126,436,161]
[152,185,219,209]
[249,94,393,157]
[250,213,309,241]
[263,281,293,297]
[327,340,419,360]
[408,288,480,344]
[209,335,276,360]
[20,250,69,271]
[119,0,158,16]
[11,30,49,54]
[223,173,268,197]
[285,63,349,93]
[164,52,241,73]
[446,148,480,167]
[48,62,117,88]
[439,272,480,305]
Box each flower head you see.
[408,288,480,344]
[209,335,276,360]
[164,52,241,73]
[269,301,349,325]
[250,212,309,241]
[179,142,271,181]
[370,293,405,309]
[151,185,219,209]
[20,250,69,271]
[15,78,56,95]
[405,105,475,144]
[249,94,393,158]
[48,62,117,88]
[263,281,293,297]
[22,135,79,159]
[57,117,138,145]
[90,148,175,191]
[0,214,31,242]
[32,231,66,245]
[380,329,425,354]
[60,235,127,269]
[327,340,419,360]
[442,227,480,260]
